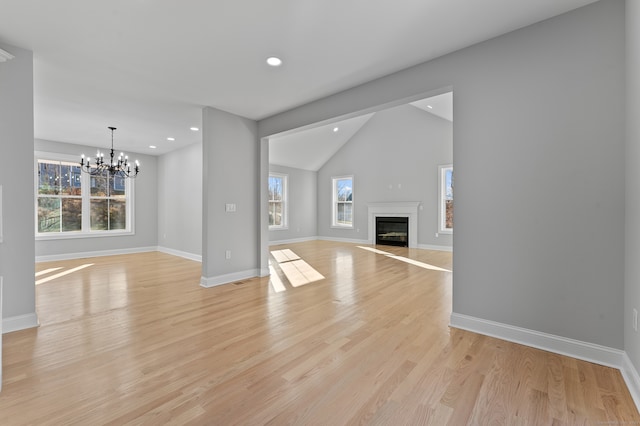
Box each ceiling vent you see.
[0,48,15,62]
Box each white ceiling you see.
[410,92,453,122]
[270,113,375,171]
[270,91,453,171]
[0,0,597,155]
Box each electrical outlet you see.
[634,308,638,332]
[225,250,231,260]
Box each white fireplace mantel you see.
[368,202,420,248]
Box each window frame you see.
[331,175,354,229]
[268,172,288,230]
[35,152,135,240]
[438,164,453,234]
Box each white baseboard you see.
[417,243,453,252]
[3,312,39,334]
[269,236,318,246]
[157,246,202,262]
[449,313,624,369]
[451,313,640,413]
[200,269,259,288]
[317,236,371,245]
[259,267,270,277]
[622,353,640,410]
[36,246,157,263]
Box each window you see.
[36,154,134,238]
[438,164,453,233]
[268,173,287,229]
[89,171,127,231]
[37,160,83,233]
[332,176,353,228]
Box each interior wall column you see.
[201,107,260,287]
[0,42,37,333]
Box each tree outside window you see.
[36,155,133,237]
[333,176,353,228]
[37,160,82,233]
[268,174,287,229]
[438,165,453,233]
[90,171,127,231]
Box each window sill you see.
[331,225,354,230]
[269,226,289,231]
[36,230,134,241]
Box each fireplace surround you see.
[367,202,419,249]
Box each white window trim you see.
[268,172,288,230]
[35,151,135,240]
[331,175,354,229]
[438,164,453,234]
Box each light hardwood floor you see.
[1,241,638,425]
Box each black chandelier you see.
[80,127,140,178]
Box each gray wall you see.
[259,0,625,348]
[268,164,317,243]
[626,0,640,374]
[317,104,452,247]
[2,0,629,357]
[158,141,202,257]
[34,139,159,258]
[0,43,36,323]
[202,107,259,280]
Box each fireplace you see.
[376,216,409,247]
[368,202,419,249]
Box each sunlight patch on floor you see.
[270,249,325,289]
[357,246,391,255]
[279,259,325,287]
[35,267,63,277]
[270,249,301,263]
[386,255,451,272]
[35,263,95,285]
[357,246,451,273]
[268,261,287,293]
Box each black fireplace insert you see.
[375,216,409,247]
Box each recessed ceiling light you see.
[427,105,433,109]
[190,127,199,131]
[149,145,157,149]
[167,137,175,141]
[266,56,282,67]
[333,127,339,132]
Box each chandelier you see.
[80,127,140,178]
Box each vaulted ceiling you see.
[0,0,597,155]
[270,91,453,171]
